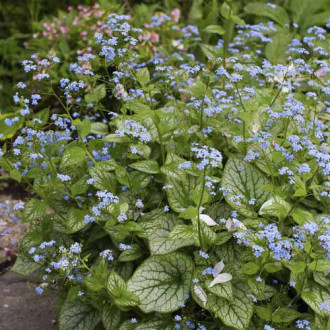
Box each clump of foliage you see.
[0,2,330,330]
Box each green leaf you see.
[126,101,152,114]
[272,307,302,323]
[10,169,22,182]
[308,260,330,272]
[115,166,130,186]
[259,196,291,221]
[220,2,232,19]
[60,146,86,171]
[148,215,194,254]
[302,282,330,318]
[85,84,106,103]
[199,44,221,60]
[244,3,289,26]
[241,262,259,275]
[22,198,47,223]
[179,207,199,219]
[76,119,92,139]
[11,254,41,276]
[168,224,195,241]
[221,156,270,217]
[129,160,159,174]
[89,167,117,193]
[165,175,198,212]
[265,32,291,64]
[34,108,50,126]
[136,68,150,86]
[67,208,88,234]
[129,171,150,190]
[118,244,143,262]
[204,25,225,35]
[91,122,108,135]
[119,318,173,330]
[255,306,272,321]
[102,305,121,330]
[127,252,194,313]
[264,262,283,273]
[207,283,253,329]
[59,300,100,330]
[107,270,140,307]
[291,208,314,225]
[71,177,88,196]
[205,279,233,301]
[192,182,211,206]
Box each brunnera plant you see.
[0,5,329,330]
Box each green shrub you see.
[1,2,330,330]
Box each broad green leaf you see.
[127,252,193,313]
[241,262,259,275]
[222,156,270,217]
[265,32,291,64]
[85,84,106,103]
[272,307,302,323]
[89,167,116,193]
[255,306,272,321]
[129,160,159,174]
[207,283,253,330]
[118,244,143,262]
[179,207,199,220]
[204,25,225,35]
[22,198,47,223]
[192,217,217,246]
[313,270,330,288]
[302,282,330,318]
[91,122,108,135]
[129,171,151,189]
[102,305,121,330]
[136,68,150,86]
[199,44,221,60]
[126,101,152,114]
[107,270,140,307]
[244,3,289,26]
[11,254,41,276]
[115,166,130,186]
[290,0,323,26]
[291,208,314,225]
[10,169,21,182]
[34,108,50,126]
[75,119,91,139]
[20,231,44,250]
[220,2,232,19]
[67,208,88,234]
[60,146,86,171]
[71,177,88,196]
[119,318,173,330]
[165,175,198,212]
[308,260,330,272]
[205,279,233,301]
[264,262,283,273]
[59,300,100,330]
[168,224,195,241]
[148,215,194,254]
[259,196,291,221]
[0,113,23,139]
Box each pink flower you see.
[151,32,159,43]
[171,8,180,22]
